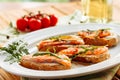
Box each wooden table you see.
[0,1,120,80]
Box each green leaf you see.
[0,40,29,64]
[33,51,62,59]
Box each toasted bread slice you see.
[37,35,84,52]
[73,52,110,63]
[38,45,74,53]
[78,28,118,47]
[59,45,110,63]
[20,53,71,70]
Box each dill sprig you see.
[0,40,29,64]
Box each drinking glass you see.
[81,0,113,23]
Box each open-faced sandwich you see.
[20,28,117,70]
[37,35,84,52]
[20,52,71,70]
[59,45,110,63]
[78,28,118,47]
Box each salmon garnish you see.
[78,28,118,47]
[20,52,71,70]
[37,35,84,52]
[59,45,110,63]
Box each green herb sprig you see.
[33,51,61,59]
[0,40,29,64]
[49,36,62,41]
[71,45,99,59]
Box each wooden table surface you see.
[0,1,120,80]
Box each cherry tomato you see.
[28,18,42,31]
[16,18,28,32]
[16,12,58,32]
[49,14,58,26]
[41,16,50,28]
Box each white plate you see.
[0,23,120,79]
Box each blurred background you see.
[0,0,80,2]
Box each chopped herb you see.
[71,50,85,59]
[49,36,59,40]
[95,28,111,38]
[71,45,99,59]
[49,36,62,41]
[80,45,98,51]
[33,51,62,59]
[0,40,29,64]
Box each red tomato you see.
[49,14,58,26]
[16,18,28,31]
[41,16,50,28]
[28,18,42,31]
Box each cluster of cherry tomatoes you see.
[16,11,58,32]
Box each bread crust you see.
[78,29,118,47]
[20,54,71,70]
[73,52,110,63]
[37,35,84,52]
[59,45,110,63]
[83,36,118,47]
